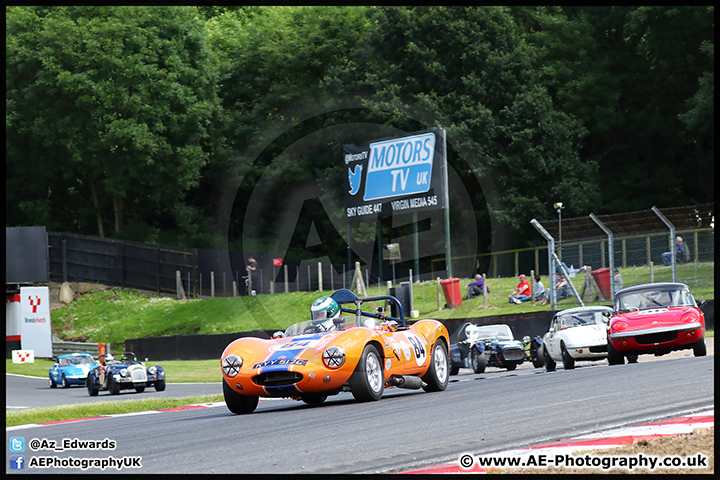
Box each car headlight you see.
[120,368,128,377]
[222,355,243,377]
[612,321,629,332]
[149,366,157,375]
[322,346,345,368]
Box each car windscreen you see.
[470,325,513,341]
[616,287,695,312]
[284,317,350,336]
[60,355,94,366]
[558,310,607,328]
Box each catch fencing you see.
[45,204,713,302]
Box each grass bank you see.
[49,262,714,347]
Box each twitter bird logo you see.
[348,165,363,195]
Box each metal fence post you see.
[530,219,557,310]
[318,262,323,292]
[590,213,615,299]
[652,206,677,282]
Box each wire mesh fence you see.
[46,205,713,306]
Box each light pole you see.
[553,202,565,261]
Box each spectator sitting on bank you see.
[508,274,531,304]
[534,275,547,305]
[466,274,490,300]
[662,236,686,266]
[556,274,570,300]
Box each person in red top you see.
[508,274,531,304]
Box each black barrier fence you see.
[125,330,276,362]
[46,232,391,297]
[48,232,261,297]
[124,300,713,361]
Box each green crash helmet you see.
[310,296,340,324]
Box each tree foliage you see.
[6,6,217,241]
[6,5,714,256]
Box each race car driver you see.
[310,296,342,331]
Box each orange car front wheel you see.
[223,379,259,414]
[349,344,384,402]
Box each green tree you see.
[527,6,714,212]
[348,6,595,249]
[201,6,375,256]
[6,6,217,239]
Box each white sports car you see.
[541,306,612,371]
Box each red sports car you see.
[606,282,707,364]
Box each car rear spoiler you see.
[330,288,406,328]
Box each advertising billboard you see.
[7,287,53,358]
[342,129,447,219]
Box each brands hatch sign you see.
[342,129,447,219]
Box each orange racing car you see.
[220,289,450,414]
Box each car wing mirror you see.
[697,299,706,307]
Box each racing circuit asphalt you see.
[5,339,714,474]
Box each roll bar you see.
[330,288,406,328]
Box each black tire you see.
[449,364,459,376]
[86,377,98,397]
[627,354,638,363]
[49,374,57,388]
[607,340,625,365]
[135,386,145,393]
[471,348,486,374]
[155,379,166,391]
[108,376,120,395]
[692,332,707,357]
[349,344,384,402]
[505,362,517,371]
[61,374,70,388]
[561,343,575,370]
[543,345,556,372]
[300,393,327,405]
[531,340,545,368]
[422,341,449,392]
[223,379,259,414]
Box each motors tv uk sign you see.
[343,129,447,219]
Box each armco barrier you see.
[125,330,276,362]
[51,340,100,359]
[120,301,713,361]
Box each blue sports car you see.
[49,353,96,388]
[449,323,527,374]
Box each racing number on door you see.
[408,335,425,358]
[405,333,427,367]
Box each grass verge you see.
[6,395,224,428]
